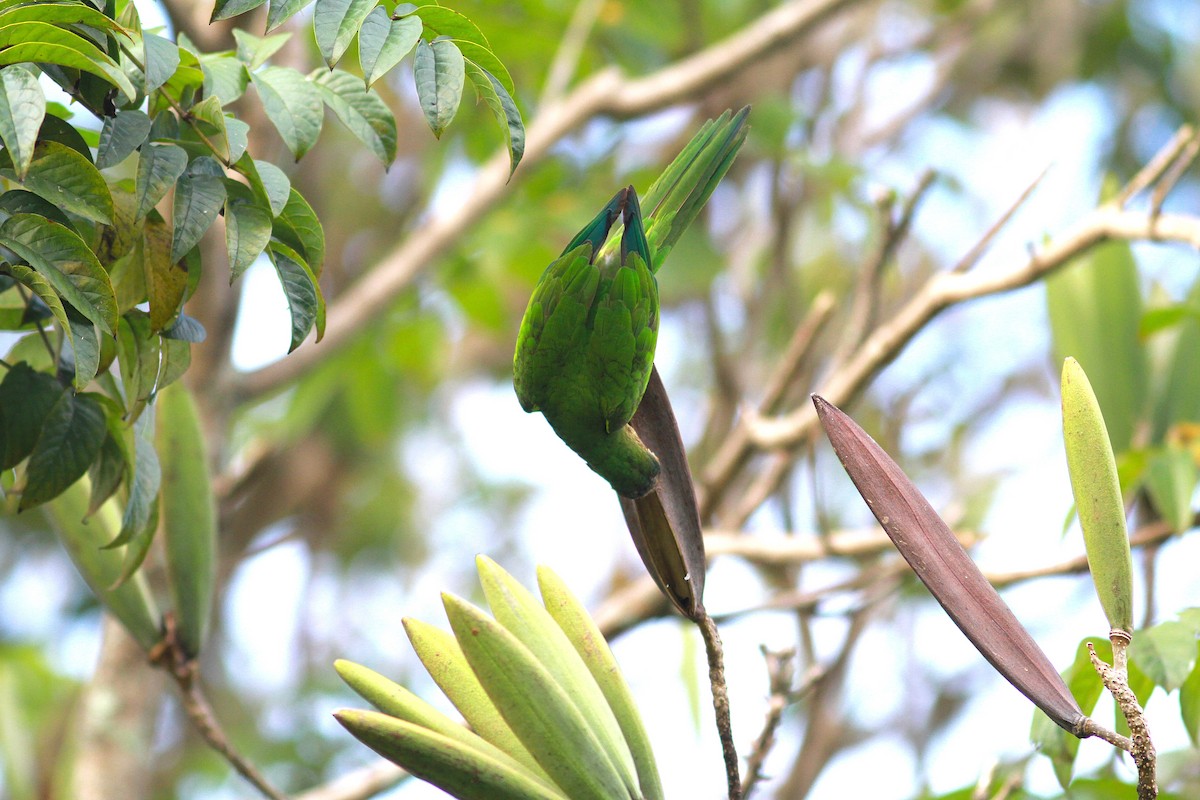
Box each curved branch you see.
[232,0,867,401]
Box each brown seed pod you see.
[813,395,1088,736]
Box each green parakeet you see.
[514,108,749,498]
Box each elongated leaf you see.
[0,188,72,228]
[171,166,226,262]
[411,4,513,91]
[0,361,61,469]
[335,660,559,792]
[224,187,272,281]
[538,567,663,800]
[813,395,1089,734]
[210,0,267,23]
[313,0,374,67]
[404,619,549,780]
[142,212,183,332]
[249,157,290,216]
[413,37,463,139]
[43,477,162,651]
[20,390,106,510]
[0,23,136,102]
[0,65,44,180]
[63,306,99,391]
[335,710,567,800]
[358,9,419,87]
[266,0,310,32]
[105,411,160,589]
[232,28,291,70]
[199,54,249,105]
[1047,242,1146,452]
[273,188,324,276]
[251,66,323,160]
[4,140,113,224]
[188,96,237,162]
[135,142,187,220]
[477,557,640,799]
[1143,447,1197,533]
[157,381,216,657]
[96,109,151,170]
[313,69,397,164]
[1181,644,1200,746]
[0,3,128,31]
[88,410,130,516]
[268,241,323,351]
[464,61,523,176]
[7,262,70,339]
[443,594,630,800]
[1061,357,1134,635]
[117,310,159,418]
[0,213,117,334]
[1129,620,1196,692]
[142,33,179,93]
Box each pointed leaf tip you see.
[813,395,1088,735]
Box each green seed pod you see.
[156,381,217,657]
[44,478,162,651]
[1061,357,1135,636]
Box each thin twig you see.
[741,647,800,798]
[696,606,742,799]
[949,165,1050,274]
[294,761,406,800]
[1149,130,1200,217]
[538,0,604,106]
[150,617,290,800]
[1114,124,1196,208]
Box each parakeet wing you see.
[586,251,658,432]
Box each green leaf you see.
[96,109,151,170]
[252,158,290,216]
[0,188,72,228]
[1130,620,1197,692]
[104,411,159,579]
[273,188,324,276]
[117,310,159,418]
[358,9,419,87]
[0,361,61,470]
[1061,357,1135,635]
[172,163,226,262]
[268,241,323,351]
[464,61,523,176]
[134,142,187,220]
[187,95,237,162]
[0,65,44,180]
[413,37,463,139]
[6,262,70,341]
[1047,242,1146,452]
[3,140,113,224]
[231,28,291,70]
[88,426,128,517]
[1030,637,1109,789]
[155,337,191,391]
[63,306,99,391]
[1143,447,1197,533]
[142,211,184,332]
[0,22,136,102]
[224,186,272,281]
[20,390,106,511]
[142,33,180,94]
[313,0,375,68]
[0,213,118,335]
[1180,643,1200,746]
[266,0,311,33]
[251,66,323,160]
[210,0,267,23]
[199,54,249,105]
[312,68,397,164]
[162,313,206,343]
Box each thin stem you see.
[151,616,290,800]
[1086,638,1157,800]
[696,605,742,799]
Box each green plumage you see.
[514,109,749,497]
